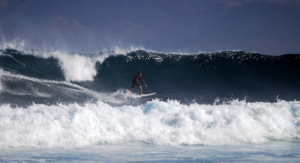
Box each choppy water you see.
[0,48,299,162]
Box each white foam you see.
[49,51,96,81]
[0,99,299,149]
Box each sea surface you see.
[0,48,299,162]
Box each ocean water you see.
[0,48,300,162]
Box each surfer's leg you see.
[139,86,143,95]
[131,84,134,93]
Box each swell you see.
[1,49,300,105]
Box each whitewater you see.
[0,47,300,162]
[1,99,300,148]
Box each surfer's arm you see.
[139,77,147,87]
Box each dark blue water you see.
[1,49,300,106]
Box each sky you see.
[0,0,299,55]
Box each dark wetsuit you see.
[131,75,146,88]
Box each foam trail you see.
[0,69,127,104]
[0,99,299,149]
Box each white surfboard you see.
[131,92,156,98]
[140,92,156,97]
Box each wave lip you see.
[0,99,299,149]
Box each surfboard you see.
[131,92,156,98]
[140,92,156,97]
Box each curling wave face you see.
[1,48,300,105]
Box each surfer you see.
[131,72,147,95]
